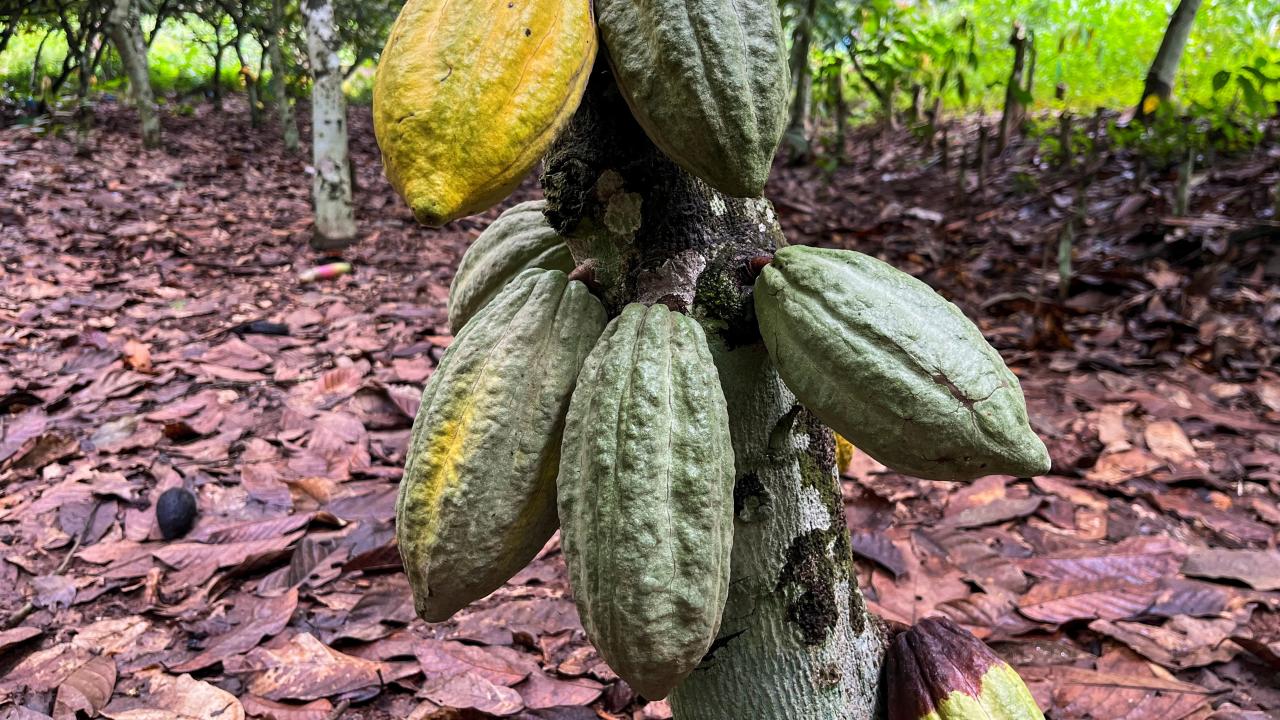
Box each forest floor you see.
[1,98,1278,720]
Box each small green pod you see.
[447,200,576,333]
[398,268,606,622]
[755,246,1051,481]
[557,303,735,699]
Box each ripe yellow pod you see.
[373,0,596,226]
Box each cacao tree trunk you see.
[1137,0,1203,120]
[302,0,357,249]
[543,66,885,720]
[268,0,300,152]
[105,0,161,148]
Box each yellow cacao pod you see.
[373,0,596,226]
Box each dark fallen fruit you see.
[887,617,1044,720]
[155,487,198,539]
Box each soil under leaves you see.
[1,99,1278,719]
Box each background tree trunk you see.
[302,0,356,249]
[997,22,1027,152]
[268,0,300,152]
[784,0,818,162]
[543,66,886,720]
[1137,0,1204,119]
[105,0,161,148]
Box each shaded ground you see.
[1,99,1278,720]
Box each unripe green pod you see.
[447,200,576,333]
[595,0,789,197]
[888,617,1044,720]
[398,268,606,622]
[754,246,1050,481]
[558,303,735,700]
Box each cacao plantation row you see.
[379,0,1050,712]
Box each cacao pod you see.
[557,303,734,699]
[448,200,576,333]
[398,269,606,622]
[596,0,788,197]
[888,617,1044,720]
[373,0,596,226]
[755,246,1051,481]
[836,434,856,475]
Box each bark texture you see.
[268,0,300,152]
[1138,0,1204,119]
[105,0,160,148]
[542,66,885,720]
[302,0,356,249]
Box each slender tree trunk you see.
[783,0,818,162]
[211,23,224,109]
[268,0,300,152]
[30,30,51,100]
[1137,0,1204,119]
[302,0,357,249]
[105,0,161,148]
[543,66,886,720]
[833,60,848,164]
[237,40,263,127]
[997,22,1028,152]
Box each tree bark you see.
[105,0,161,148]
[268,0,300,152]
[783,0,818,162]
[832,60,848,164]
[1137,0,1204,119]
[302,0,357,249]
[997,22,1028,152]
[543,65,886,720]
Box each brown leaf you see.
[1089,616,1241,669]
[1085,448,1163,484]
[514,670,603,710]
[942,496,1042,529]
[101,672,245,720]
[53,655,116,720]
[1144,420,1196,464]
[1017,535,1185,583]
[234,632,390,702]
[1023,664,1212,720]
[1181,548,1280,591]
[415,639,536,686]
[169,589,298,672]
[239,695,332,720]
[1018,578,1160,623]
[0,626,42,655]
[848,529,906,577]
[420,671,524,717]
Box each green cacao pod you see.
[754,246,1051,481]
[596,0,788,197]
[888,617,1044,720]
[398,269,606,622]
[557,303,734,699]
[448,200,576,334]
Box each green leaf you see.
[1237,75,1265,112]
[1212,70,1232,92]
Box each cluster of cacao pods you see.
[397,203,1050,699]
[377,0,1050,706]
[372,0,788,227]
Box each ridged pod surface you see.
[448,201,576,333]
[397,269,606,622]
[595,0,788,197]
[558,303,734,699]
[755,246,1051,481]
[373,0,596,226]
[887,617,1044,720]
